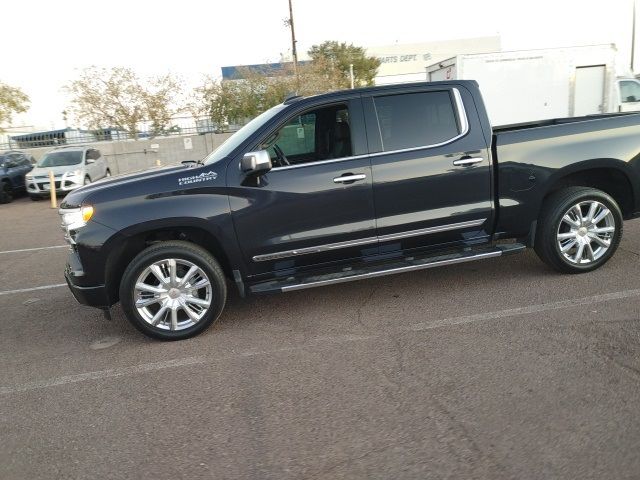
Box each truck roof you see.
[283,80,480,105]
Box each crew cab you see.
[59,81,640,340]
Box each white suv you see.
[26,146,110,200]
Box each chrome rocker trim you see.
[252,218,487,262]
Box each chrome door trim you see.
[252,218,487,262]
[281,250,502,292]
[271,154,370,171]
[377,218,486,243]
[334,174,367,183]
[252,236,379,262]
[452,157,484,166]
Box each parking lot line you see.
[410,288,640,331]
[2,287,639,395]
[0,357,207,395]
[0,283,67,296]
[0,245,67,255]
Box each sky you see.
[1,0,637,129]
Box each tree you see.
[66,67,183,138]
[0,82,29,132]
[308,41,380,88]
[198,60,348,130]
[195,41,378,130]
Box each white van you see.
[426,45,640,125]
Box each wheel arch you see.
[540,159,637,217]
[104,219,239,305]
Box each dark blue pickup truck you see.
[0,150,34,203]
[59,80,640,340]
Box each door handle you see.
[333,174,367,183]
[453,157,483,167]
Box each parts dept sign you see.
[178,171,218,186]
[378,53,433,64]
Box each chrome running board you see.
[249,243,525,294]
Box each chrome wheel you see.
[134,258,212,331]
[557,200,615,265]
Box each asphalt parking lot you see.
[1,195,640,479]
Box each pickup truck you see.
[59,80,640,340]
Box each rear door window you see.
[373,91,460,151]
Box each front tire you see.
[535,187,622,273]
[120,241,227,340]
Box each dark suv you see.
[0,150,34,203]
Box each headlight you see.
[60,205,94,231]
[65,169,83,178]
[25,174,33,181]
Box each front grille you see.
[38,181,61,189]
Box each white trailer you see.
[426,45,640,125]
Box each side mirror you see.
[86,158,95,164]
[626,95,638,103]
[241,150,272,176]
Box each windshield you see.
[37,151,83,168]
[620,80,640,103]
[203,104,287,165]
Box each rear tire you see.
[0,182,13,204]
[119,241,227,340]
[534,187,622,273]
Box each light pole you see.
[287,0,299,89]
[632,0,637,72]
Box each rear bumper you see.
[64,268,110,309]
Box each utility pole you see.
[633,0,637,72]
[287,0,299,89]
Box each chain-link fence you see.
[0,115,242,150]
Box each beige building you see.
[367,36,501,85]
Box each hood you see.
[60,164,192,207]
[30,164,81,177]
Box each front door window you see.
[261,104,352,168]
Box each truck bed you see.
[493,112,640,133]
[492,110,640,241]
